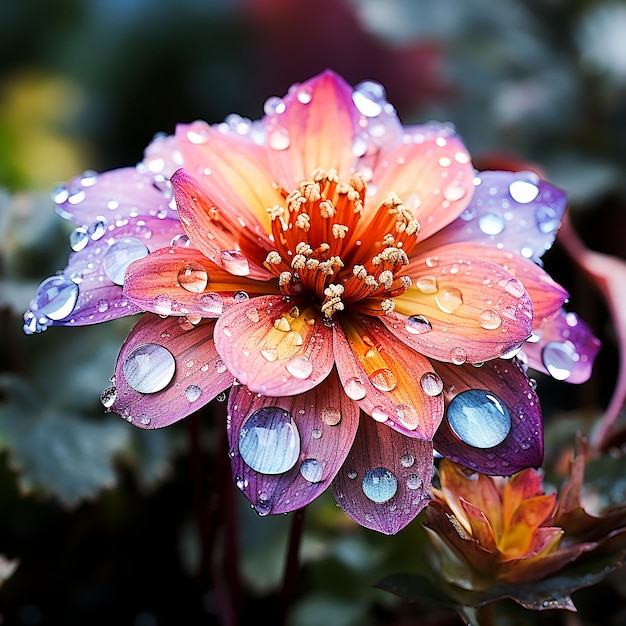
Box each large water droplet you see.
[102,238,149,285]
[177,262,208,293]
[69,227,89,252]
[369,368,397,392]
[450,346,467,365]
[362,467,397,503]
[321,406,341,426]
[503,277,525,298]
[400,453,415,468]
[220,250,250,276]
[479,309,502,330]
[406,474,423,490]
[447,389,512,448]
[185,384,202,402]
[286,355,313,379]
[395,404,420,430]
[542,341,576,380]
[123,343,176,393]
[420,371,444,396]
[405,314,432,335]
[352,80,386,117]
[478,212,505,235]
[268,127,290,150]
[344,377,366,400]
[239,406,300,474]
[416,276,438,294]
[435,287,463,313]
[300,458,323,483]
[509,180,539,203]
[443,180,467,202]
[100,385,117,409]
[32,275,79,320]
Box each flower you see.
[24,70,599,534]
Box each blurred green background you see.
[1,1,625,624]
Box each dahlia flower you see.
[24,70,599,534]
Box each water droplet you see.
[405,314,432,335]
[509,180,539,203]
[503,277,525,298]
[311,428,322,439]
[478,210,507,235]
[416,276,438,294]
[177,262,208,293]
[347,469,358,480]
[196,292,223,315]
[479,309,502,330]
[88,217,107,240]
[447,389,512,448]
[535,206,560,234]
[420,372,444,396]
[400,453,415,468]
[300,458,323,483]
[234,291,250,302]
[268,127,290,150]
[321,407,341,426]
[362,467,398,503]
[97,299,109,313]
[450,346,467,365]
[352,80,386,117]
[123,343,176,394]
[273,316,291,332]
[370,368,397,392]
[406,474,423,490]
[286,355,313,379]
[185,384,202,402]
[395,404,420,430]
[246,307,261,323]
[220,250,250,276]
[215,359,228,374]
[100,386,117,409]
[435,287,463,313]
[542,341,576,380]
[344,377,366,400]
[443,180,467,202]
[239,406,300,474]
[32,275,79,320]
[102,238,149,285]
[69,227,89,251]
[261,347,278,361]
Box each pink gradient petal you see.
[263,70,362,186]
[434,359,543,475]
[331,413,433,535]
[214,295,334,396]
[422,170,567,265]
[332,316,444,440]
[521,309,601,384]
[362,123,475,241]
[227,369,359,515]
[171,169,274,281]
[109,314,234,428]
[386,248,534,364]
[123,247,279,318]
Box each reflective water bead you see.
[479,309,502,330]
[177,262,208,293]
[420,371,444,396]
[509,179,539,203]
[300,458,323,483]
[123,343,176,394]
[185,385,202,402]
[406,474,423,490]
[344,377,366,400]
[100,386,117,409]
[443,180,467,202]
[245,307,260,323]
[286,355,313,379]
[102,237,149,285]
[267,127,290,151]
[369,368,397,392]
[261,347,278,361]
[87,217,107,241]
[405,314,432,335]
[542,341,576,380]
[450,346,467,365]
[238,406,300,475]
[400,453,415,468]
[447,389,512,448]
[362,467,398,503]
[219,250,250,276]
[435,288,463,313]
[416,276,438,294]
[321,406,341,426]
[371,405,389,422]
[503,277,525,298]
[196,292,223,315]
[535,206,561,234]
[352,80,386,117]
[478,212,505,235]
[395,404,420,430]
[32,275,79,320]
[69,227,89,252]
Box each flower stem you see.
[280,506,306,626]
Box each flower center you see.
[263,169,420,319]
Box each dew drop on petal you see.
[450,346,467,365]
[406,474,423,490]
[102,238,149,285]
[196,292,223,315]
[416,276,438,294]
[245,307,261,323]
[321,406,341,426]
[443,180,467,202]
[362,467,398,503]
[370,368,397,392]
[300,458,323,483]
[352,80,386,117]
[286,355,313,379]
[542,341,576,380]
[32,275,79,320]
[177,262,208,293]
[238,406,300,475]
[219,250,250,276]
[509,180,539,203]
[405,314,432,335]
[185,384,202,402]
[347,469,358,480]
[435,288,463,313]
[479,309,502,330]
[215,359,228,374]
[503,277,525,298]
[69,227,89,252]
[261,347,278,362]
[447,389,512,448]
[123,343,176,394]
[344,377,366,400]
[400,453,415,468]
[420,371,444,396]
[268,127,290,150]
[395,404,420,430]
[100,385,117,409]
[478,212,505,235]
[535,206,561,234]
[371,405,389,422]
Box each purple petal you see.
[332,413,433,534]
[107,314,233,428]
[521,309,601,383]
[433,359,543,475]
[227,369,359,515]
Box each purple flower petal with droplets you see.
[522,309,602,384]
[434,359,543,475]
[422,170,568,264]
[227,369,359,516]
[332,413,433,535]
[107,314,233,428]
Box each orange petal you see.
[213,295,334,396]
[332,315,444,440]
[459,499,498,550]
[502,468,546,525]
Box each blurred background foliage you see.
[1,0,626,624]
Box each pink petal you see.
[107,314,234,428]
[213,295,334,396]
[171,169,274,281]
[433,359,543,475]
[521,309,601,383]
[123,247,279,318]
[364,123,475,241]
[332,316,444,440]
[227,369,359,515]
[331,413,433,535]
[386,247,534,364]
